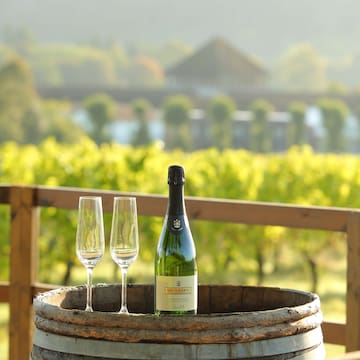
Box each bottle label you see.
[167,215,185,232]
[156,275,197,311]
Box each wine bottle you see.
[155,165,198,315]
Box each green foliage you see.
[0,56,33,85]
[0,44,17,68]
[352,105,360,148]
[0,139,359,290]
[83,93,116,144]
[109,43,130,86]
[152,40,193,67]
[288,101,307,146]
[127,56,164,87]
[317,98,349,152]
[163,95,192,126]
[277,43,328,91]
[0,56,42,144]
[29,43,117,86]
[131,98,152,146]
[207,95,236,150]
[0,56,86,144]
[132,98,151,120]
[0,39,172,88]
[41,100,85,143]
[250,99,273,152]
[162,95,193,150]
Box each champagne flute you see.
[110,197,139,314]
[76,196,105,312]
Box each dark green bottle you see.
[155,165,198,315]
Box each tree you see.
[250,99,273,152]
[0,55,34,89]
[31,44,117,87]
[0,44,17,68]
[109,42,130,86]
[42,100,86,143]
[22,103,46,144]
[277,43,328,91]
[131,98,152,146]
[162,95,192,150]
[317,98,348,152]
[354,105,360,152]
[127,56,164,87]
[0,56,42,143]
[207,95,236,150]
[152,40,192,67]
[59,51,116,86]
[84,93,116,144]
[288,101,307,146]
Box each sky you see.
[1,0,360,61]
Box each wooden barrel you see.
[32,284,325,359]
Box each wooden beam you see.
[322,321,346,346]
[9,186,39,360]
[35,186,349,231]
[346,211,360,352]
[0,282,9,302]
[186,197,349,231]
[36,186,167,215]
[0,185,10,204]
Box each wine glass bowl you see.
[110,197,139,314]
[76,196,105,312]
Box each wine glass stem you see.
[120,266,129,314]
[86,267,94,312]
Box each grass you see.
[0,243,348,359]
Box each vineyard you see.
[0,137,358,292]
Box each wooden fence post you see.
[346,211,360,352]
[9,186,38,359]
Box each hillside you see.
[1,0,360,61]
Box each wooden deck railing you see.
[0,184,359,359]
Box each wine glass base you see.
[119,307,129,315]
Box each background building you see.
[166,37,268,94]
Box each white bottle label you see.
[156,275,197,311]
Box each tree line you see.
[71,92,360,153]
[1,56,360,153]
[3,28,360,91]
[0,29,190,88]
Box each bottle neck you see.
[167,184,185,216]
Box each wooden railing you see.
[0,184,359,359]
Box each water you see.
[71,108,164,144]
[109,119,164,144]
